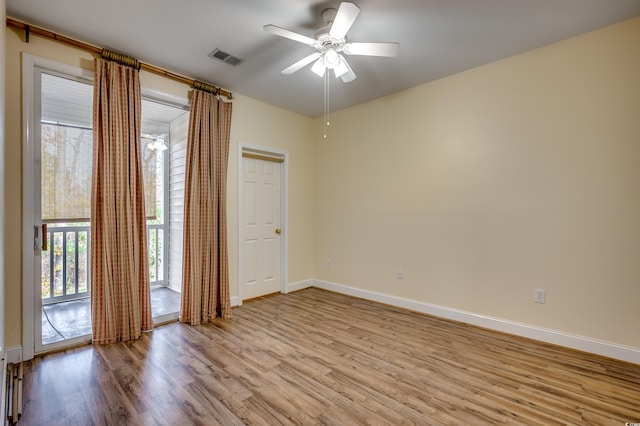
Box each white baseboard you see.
[230,295,240,307]
[5,346,22,365]
[313,279,640,365]
[286,279,314,293]
[0,352,6,424]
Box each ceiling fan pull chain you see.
[324,71,330,139]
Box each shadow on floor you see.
[42,286,181,345]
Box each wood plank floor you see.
[21,288,640,425]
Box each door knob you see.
[275,228,282,235]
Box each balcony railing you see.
[41,224,91,305]
[147,223,165,286]
[42,223,166,305]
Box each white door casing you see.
[238,144,288,303]
[243,155,281,299]
[22,54,94,359]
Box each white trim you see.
[22,53,36,362]
[141,88,190,110]
[312,279,640,365]
[287,279,314,293]
[237,143,289,304]
[0,0,5,415]
[152,312,179,326]
[22,54,94,361]
[5,346,23,365]
[0,354,5,424]
[230,295,240,307]
[141,90,190,293]
[39,336,93,356]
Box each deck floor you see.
[41,286,181,345]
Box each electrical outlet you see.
[534,288,546,304]
[325,258,332,269]
[396,267,404,279]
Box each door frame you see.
[237,143,288,305]
[22,54,94,360]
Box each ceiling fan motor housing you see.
[321,7,338,25]
[315,31,345,51]
[316,7,345,50]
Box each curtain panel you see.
[91,58,153,344]
[180,89,233,324]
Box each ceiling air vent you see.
[208,48,244,66]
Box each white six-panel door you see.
[242,155,282,300]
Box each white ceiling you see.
[7,0,640,117]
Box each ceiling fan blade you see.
[329,2,360,40]
[263,24,317,46]
[340,58,356,83]
[343,42,400,57]
[282,52,322,74]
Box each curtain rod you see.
[5,17,233,99]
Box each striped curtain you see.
[91,57,153,344]
[180,88,233,324]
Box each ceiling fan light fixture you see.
[311,58,326,77]
[333,56,349,78]
[145,137,168,151]
[323,48,339,69]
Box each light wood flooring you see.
[21,288,640,425]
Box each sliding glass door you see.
[35,68,95,352]
[24,55,190,356]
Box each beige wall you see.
[1,0,6,358]
[3,27,315,348]
[228,94,316,287]
[314,17,640,348]
[5,16,640,354]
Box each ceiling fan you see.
[142,133,168,151]
[264,2,400,83]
